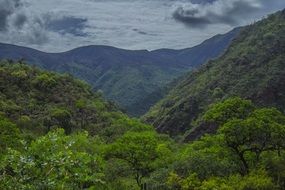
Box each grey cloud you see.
[190,0,216,4]
[12,13,28,29]
[173,7,211,27]
[0,0,23,30]
[173,0,262,27]
[0,0,47,44]
[0,11,9,30]
[22,16,48,45]
[45,15,88,37]
[0,0,284,52]
[0,0,90,46]
[133,28,148,35]
[27,25,49,45]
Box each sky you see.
[0,0,284,52]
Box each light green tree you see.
[0,129,104,189]
[105,131,173,189]
[202,97,255,125]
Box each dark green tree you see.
[50,108,72,134]
[219,108,285,175]
[0,116,21,155]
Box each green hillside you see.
[0,61,151,141]
[0,28,239,116]
[1,62,285,189]
[1,8,285,190]
[143,10,285,138]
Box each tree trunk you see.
[238,151,249,175]
[135,173,143,190]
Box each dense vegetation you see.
[1,9,285,190]
[0,61,151,141]
[1,73,285,189]
[0,28,239,116]
[143,10,285,139]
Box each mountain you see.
[2,61,284,190]
[0,28,239,116]
[0,61,151,140]
[143,10,285,139]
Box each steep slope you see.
[0,28,239,116]
[0,61,151,140]
[143,10,285,137]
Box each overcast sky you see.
[0,0,284,52]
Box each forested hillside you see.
[0,28,239,116]
[1,67,285,189]
[1,6,285,190]
[143,10,285,139]
[0,61,152,141]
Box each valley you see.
[0,5,285,190]
[0,28,239,116]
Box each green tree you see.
[75,99,89,128]
[0,116,21,155]
[50,108,72,134]
[0,129,104,189]
[219,108,285,175]
[198,170,276,190]
[264,154,285,188]
[105,131,172,189]
[199,177,233,190]
[202,97,255,126]
[10,70,28,86]
[176,135,238,179]
[167,172,201,190]
[167,170,276,190]
[32,73,57,90]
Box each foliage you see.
[49,107,72,134]
[32,73,57,90]
[202,97,255,125]
[0,116,21,155]
[219,108,285,174]
[0,129,105,189]
[105,131,174,189]
[167,172,201,190]
[176,134,239,179]
[143,10,285,138]
[167,168,277,190]
[1,63,285,190]
[0,28,238,116]
[0,61,151,141]
[1,10,285,188]
[168,97,285,190]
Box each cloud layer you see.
[0,0,48,44]
[173,0,261,27]
[0,0,23,31]
[173,0,285,27]
[0,0,284,52]
[0,0,89,47]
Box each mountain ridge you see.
[0,28,240,116]
[143,10,285,139]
